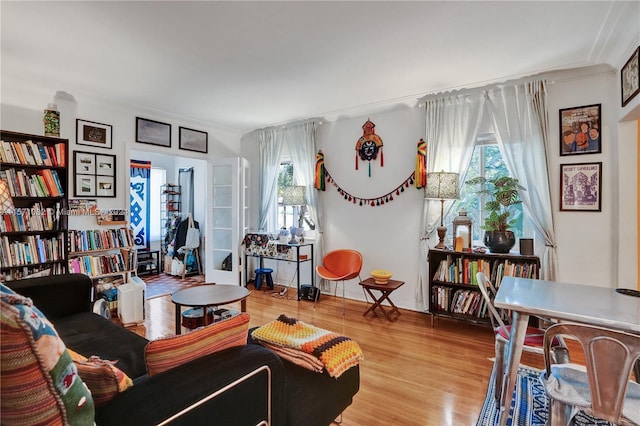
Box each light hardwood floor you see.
[132,284,549,426]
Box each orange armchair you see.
[316,249,363,314]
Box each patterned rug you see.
[142,273,205,299]
[476,365,611,426]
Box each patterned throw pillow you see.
[0,284,95,426]
[67,349,133,407]
[145,313,250,377]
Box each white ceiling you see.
[1,1,638,133]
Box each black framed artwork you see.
[621,46,639,107]
[74,151,116,197]
[559,104,601,156]
[179,126,208,153]
[76,119,112,149]
[559,162,602,212]
[136,117,171,147]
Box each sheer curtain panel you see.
[257,128,284,231]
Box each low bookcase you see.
[427,248,540,326]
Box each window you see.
[277,161,315,233]
[445,137,526,243]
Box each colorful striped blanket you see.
[251,314,364,378]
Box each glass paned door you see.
[205,157,249,285]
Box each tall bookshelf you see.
[427,248,540,326]
[0,130,68,282]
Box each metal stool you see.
[254,267,274,290]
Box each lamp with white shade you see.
[425,171,459,249]
[282,185,306,244]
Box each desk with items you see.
[242,233,314,301]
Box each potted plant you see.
[465,175,525,253]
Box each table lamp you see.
[282,185,306,243]
[425,171,459,249]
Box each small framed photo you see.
[74,151,96,175]
[96,176,115,197]
[96,154,116,176]
[76,119,112,149]
[73,150,117,198]
[136,117,171,147]
[560,162,602,212]
[75,174,96,197]
[559,104,601,156]
[179,126,208,153]
[621,46,640,107]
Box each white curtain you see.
[257,128,284,231]
[416,94,483,311]
[285,120,324,265]
[485,80,558,280]
[416,79,557,311]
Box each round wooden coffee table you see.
[171,284,250,334]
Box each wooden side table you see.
[359,277,404,321]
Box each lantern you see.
[453,210,472,252]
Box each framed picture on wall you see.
[136,117,171,147]
[74,151,117,198]
[621,46,639,107]
[559,162,602,212]
[559,104,601,156]
[179,126,208,153]
[76,119,113,149]
[96,154,116,177]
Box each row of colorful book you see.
[0,235,65,268]
[432,255,538,287]
[68,253,128,277]
[1,168,64,197]
[433,286,489,318]
[68,228,134,253]
[0,202,61,233]
[0,139,65,167]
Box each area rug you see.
[142,274,205,299]
[476,365,612,426]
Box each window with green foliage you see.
[445,139,524,243]
[277,162,315,233]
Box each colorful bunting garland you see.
[323,167,415,206]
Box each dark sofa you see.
[4,274,360,426]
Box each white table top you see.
[495,277,640,333]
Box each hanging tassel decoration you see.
[380,147,384,167]
[415,138,427,189]
[314,150,326,191]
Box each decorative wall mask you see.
[355,119,383,176]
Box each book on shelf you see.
[7,141,66,168]
[0,234,64,268]
[69,228,134,253]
